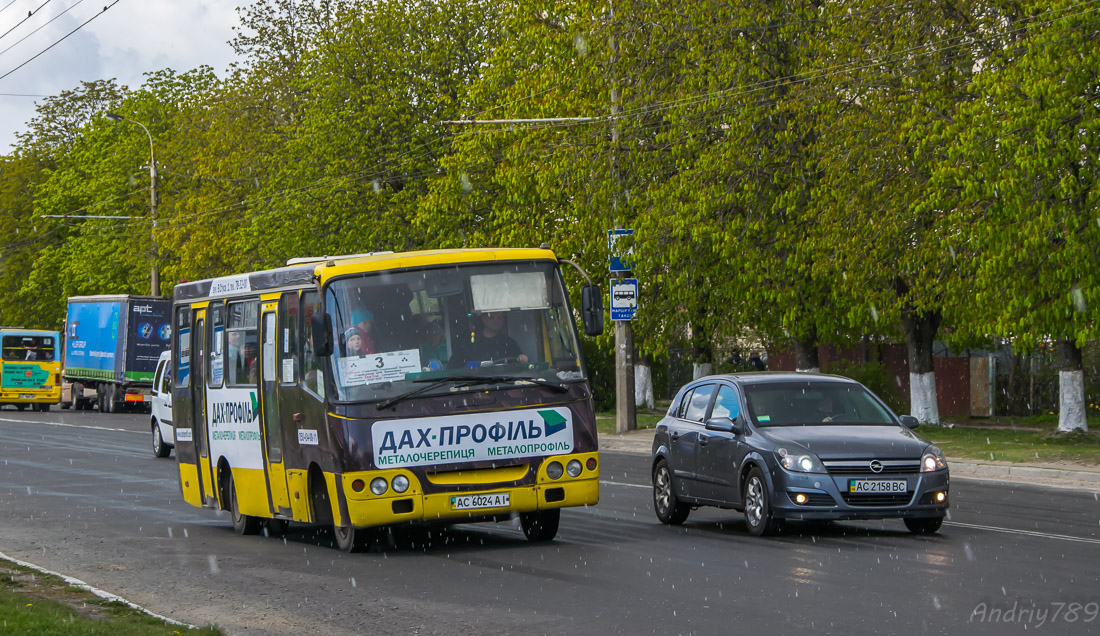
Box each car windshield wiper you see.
[376,374,569,410]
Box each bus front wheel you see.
[229,475,261,535]
[520,509,560,542]
[334,524,373,553]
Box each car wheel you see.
[743,466,783,537]
[520,509,560,541]
[334,523,372,552]
[653,459,690,525]
[152,422,171,458]
[229,474,261,535]
[904,516,944,535]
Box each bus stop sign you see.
[610,278,638,321]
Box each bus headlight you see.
[392,475,410,493]
[566,459,582,477]
[546,461,564,480]
[370,477,388,495]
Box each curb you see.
[597,432,1100,492]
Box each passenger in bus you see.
[418,320,448,369]
[342,327,366,358]
[24,345,38,361]
[351,308,377,354]
[241,342,259,383]
[450,311,528,368]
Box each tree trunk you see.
[792,328,819,373]
[634,354,654,410]
[901,305,941,425]
[1057,339,1087,433]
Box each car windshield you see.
[743,381,895,427]
[323,261,586,403]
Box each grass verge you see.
[1,560,222,635]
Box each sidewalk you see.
[598,428,1100,492]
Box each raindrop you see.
[933,596,942,610]
[207,555,219,574]
[460,173,472,192]
[574,33,589,56]
[372,180,381,194]
[963,544,976,562]
[351,577,357,588]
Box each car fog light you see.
[936,491,946,503]
[566,460,582,477]
[546,461,564,480]
[351,479,366,493]
[370,477,388,495]
[793,493,808,505]
[392,475,410,493]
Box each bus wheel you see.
[16,404,26,412]
[229,475,261,535]
[264,518,289,538]
[334,524,371,553]
[520,509,560,542]
[38,404,51,413]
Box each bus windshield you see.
[323,261,585,402]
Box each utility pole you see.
[610,1,636,434]
[106,113,159,296]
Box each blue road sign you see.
[608,228,634,272]
[610,278,638,321]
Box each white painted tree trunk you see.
[910,372,940,425]
[634,364,654,409]
[692,362,713,380]
[795,366,820,374]
[1058,370,1087,432]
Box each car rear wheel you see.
[904,516,944,534]
[152,422,171,458]
[743,467,783,537]
[520,509,560,541]
[653,459,690,525]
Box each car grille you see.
[841,492,913,507]
[823,460,920,476]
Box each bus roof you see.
[174,248,559,302]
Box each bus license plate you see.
[451,493,510,511]
[20,394,34,400]
[849,479,907,493]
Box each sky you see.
[0,0,243,151]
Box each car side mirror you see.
[580,285,604,337]
[705,416,741,434]
[899,415,919,429]
[311,312,333,357]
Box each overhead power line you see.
[0,0,89,59]
[0,1,118,82]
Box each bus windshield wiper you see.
[376,374,569,410]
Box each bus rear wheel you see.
[229,475,261,535]
[520,509,560,542]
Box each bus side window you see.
[208,302,224,388]
[279,292,298,385]
[300,291,324,400]
[175,308,191,388]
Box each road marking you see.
[600,480,649,489]
[0,417,137,434]
[945,521,1100,545]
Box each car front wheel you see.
[743,466,783,537]
[653,459,690,525]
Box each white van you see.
[150,351,173,458]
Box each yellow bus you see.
[0,329,62,412]
[172,248,604,551]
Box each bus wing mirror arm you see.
[311,312,334,357]
[581,285,604,337]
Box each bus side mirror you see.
[311,312,334,357]
[581,285,604,337]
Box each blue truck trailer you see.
[61,295,171,413]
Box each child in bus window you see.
[343,327,365,358]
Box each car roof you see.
[685,372,861,388]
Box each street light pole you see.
[106,112,159,296]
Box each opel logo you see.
[869,460,884,473]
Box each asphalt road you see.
[1,408,1098,635]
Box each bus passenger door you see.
[261,309,290,513]
[191,311,217,505]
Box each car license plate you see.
[849,479,907,493]
[451,493,510,511]
[20,394,34,400]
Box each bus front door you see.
[191,311,217,506]
[260,309,291,514]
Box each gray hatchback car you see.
[651,372,949,536]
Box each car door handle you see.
[699,437,709,446]
[670,432,680,442]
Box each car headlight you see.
[921,446,948,472]
[776,447,825,473]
